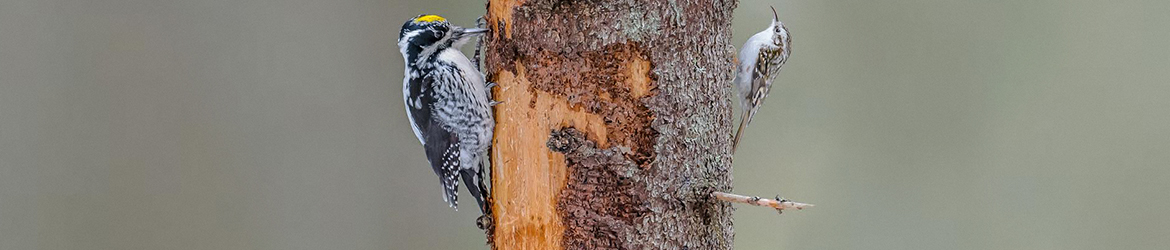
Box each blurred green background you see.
[1,0,1167,249]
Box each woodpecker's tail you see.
[460,164,489,215]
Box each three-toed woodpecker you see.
[397,14,492,213]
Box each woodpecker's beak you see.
[452,27,488,46]
[770,6,779,22]
[461,27,489,35]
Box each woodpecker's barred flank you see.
[397,14,493,213]
[732,6,792,153]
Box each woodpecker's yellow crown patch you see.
[414,15,446,23]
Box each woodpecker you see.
[397,14,493,213]
[732,6,792,153]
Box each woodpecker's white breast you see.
[434,48,493,154]
[437,49,486,98]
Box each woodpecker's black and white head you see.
[397,14,487,69]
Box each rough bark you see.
[483,0,738,249]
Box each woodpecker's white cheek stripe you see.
[398,30,424,49]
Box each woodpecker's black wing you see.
[425,127,461,208]
[407,74,462,208]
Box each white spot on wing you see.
[403,75,425,145]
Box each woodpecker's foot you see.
[473,42,484,71]
[473,16,487,72]
[486,82,502,106]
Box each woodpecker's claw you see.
[486,82,500,106]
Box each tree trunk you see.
[483,0,738,249]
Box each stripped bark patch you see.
[486,0,739,248]
[523,44,658,166]
[625,57,652,99]
[487,0,522,38]
[489,64,609,250]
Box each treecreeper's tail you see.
[732,109,751,153]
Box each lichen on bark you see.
[485,0,739,249]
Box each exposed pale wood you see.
[489,65,609,250]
